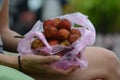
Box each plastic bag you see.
[17,12,96,70]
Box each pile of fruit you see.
[31,18,81,49]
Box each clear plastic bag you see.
[17,12,96,70]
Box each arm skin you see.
[0,0,77,76]
[0,0,20,70]
[0,54,19,69]
[32,47,120,80]
[0,0,21,52]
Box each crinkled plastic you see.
[17,12,96,70]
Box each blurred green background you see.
[63,0,120,33]
[10,0,120,34]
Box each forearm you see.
[0,28,21,52]
[0,54,18,69]
[0,0,9,28]
[0,0,21,52]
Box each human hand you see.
[20,54,78,76]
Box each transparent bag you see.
[17,12,96,70]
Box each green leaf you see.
[74,23,82,28]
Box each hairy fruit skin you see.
[44,26,58,39]
[68,29,81,43]
[53,18,61,27]
[43,19,55,29]
[31,18,82,50]
[69,34,80,43]
[57,29,70,41]
[58,19,71,30]
[31,38,45,49]
[48,39,59,46]
[71,29,81,36]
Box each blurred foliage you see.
[63,0,120,33]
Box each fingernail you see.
[55,56,61,60]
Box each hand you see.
[20,54,78,76]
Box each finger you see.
[39,55,61,64]
[36,50,51,56]
[62,66,77,75]
[52,66,79,75]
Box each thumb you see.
[39,55,61,64]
